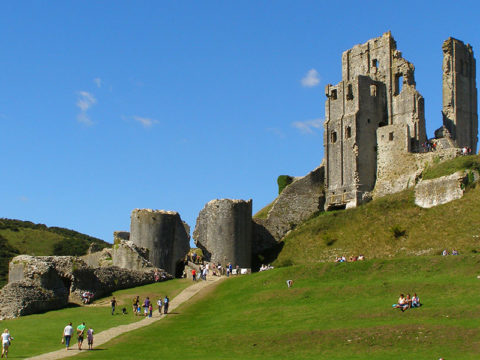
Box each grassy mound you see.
[273,182,480,267]
[71,255,480,359]
[422,154,480,180]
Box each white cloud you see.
[301,69,320,87]
[93,78,103,88]
[292,118,323,134]
[133,116,159,128]
[76,91,97,125]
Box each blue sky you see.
[1,1,479,244]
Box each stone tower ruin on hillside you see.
[324,32,477,211]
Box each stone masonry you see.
[129,209,190,277]
[194,199,252,268]
[324,32,477,210]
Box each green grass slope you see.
[274,181,480,267]
[0,278,190,358]
[71,255,480,359]
[0,219,110,287]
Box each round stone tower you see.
[193,199,252,268]
[129,209,190,277]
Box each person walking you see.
[63,322,74,350]
[87,327,94,350]
[111,297,117,315]
[1,329,13,359]
[132,296,139,315]
[192,268,196,281]
[163,295,169,314]
[157,298,163,314]
[76,322,86,350]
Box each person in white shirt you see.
[63,322,74,350]
[1,329,13,359]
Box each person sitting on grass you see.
[393,294,409,312]
[405,294,412,309]
[412,293,421,308]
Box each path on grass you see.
[26,276,224,360]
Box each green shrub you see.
[277,175,294,194]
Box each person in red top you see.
[192,269,197,281]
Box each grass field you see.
[63,255,480,360]
[0,278,190,358]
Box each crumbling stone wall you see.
[112,240,153,271]
[129,209,190,277]
[414,170,478,208]
[0,254,170,319]
[441,37,478,153]
[194,199,252,268]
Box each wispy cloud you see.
[266,127,285,139]
[133,116,159,128]
[301,69,320,87]
[76,91,97,125]
[292,118,323,134]
[19,196,29,202]
[93,78,103,88]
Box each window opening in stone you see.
[367,118,371,124]
[395,74,403,95]
[331,131,337,143]
[345,126,351,139]
[346,84,353,100]
[389,132,394,141]
[331,89,337,100]
[370,84,377,96]
[372,59,378,68]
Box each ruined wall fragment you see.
[442,37,478,153]
[129,209,190,277]
[193,199,252,268]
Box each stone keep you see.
[324,31,426,210]
[129,209,190,277]
[442,38,478,153]
[193,199,252,268]
[324,32,478,211]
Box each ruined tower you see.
[324,32,427,210]
[129,209,190,277]
[442,37,478,153]
[193,199,252,269]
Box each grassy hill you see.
[0,219,110,286]
[57,255,480,359]
[271,155,480,267]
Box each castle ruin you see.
[324,32,477,210]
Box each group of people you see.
[334,254,365,262]
[81,291,94,304]
[442,249,459,256]
[62,322,94,351]
[259,264,274,272]
[1,329,13,359]
[131,295,170,317]
[461,146,473,155]
[393,293,421,312]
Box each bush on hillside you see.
[277,175,294,194]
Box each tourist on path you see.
[63,322,73,350]
[111,296,117,315]
[77,322,86,350]
[1,329,13,359]
[163,295,169,314]
[132,296,139,315]
[157,298,163,314]
[87,327,94,350]
[192,268,196,281]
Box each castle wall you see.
[193,199,252,268]
[129,209,190,277]
[442,37,478,152]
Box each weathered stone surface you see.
[81,248,113,268]
[194,199,252,268]
[255,164,325,244]
[114,231,130,244]
[442,38,478,153]
[414,170,478,208]
[0,255,171,319]
[112,240,153,271]
[323,33,477,210]
[130,209,190,277]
